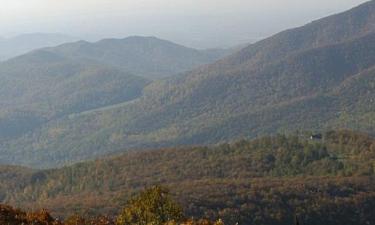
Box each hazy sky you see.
[0,0,370,48]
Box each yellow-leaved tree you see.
[117,186,184,225]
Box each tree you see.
[64,214,87,225]
[117,186,184,225]
[295,216,300,225]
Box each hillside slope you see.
[1,1,375,167]
[3,9,375,167]
[1,130,374,225]
[0,52,149,139]
[0,36,231,139]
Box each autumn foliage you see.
[0,186,226,225]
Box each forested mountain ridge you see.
[0,55,149,139]
[40,36,231,79]
[0,1,375,167]
[2,1,374,167]
[224,0,375,68]
[0,36,229,140]
[0,130,374,225]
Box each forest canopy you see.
[0,130,374,225]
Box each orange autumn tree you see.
[0,205,61,225]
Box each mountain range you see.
[0,36,230,140]
[0,33,79,61]
[0,1,374,167]
[43,36,231,79]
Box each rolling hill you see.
[0,36,230,141]
[1,1,374,167]
[0,53,149,139]
[0,130,374,225]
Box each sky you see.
[0,0,370,48]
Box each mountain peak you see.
[42,35,230,79]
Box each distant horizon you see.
[0,33,245,50]
[0,0,369,49]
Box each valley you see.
[0,1,374,225]
[0,1,374,168]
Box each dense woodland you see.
[0,186,226,225]
[0,130,374,224]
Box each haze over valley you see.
[0,1,374,225]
